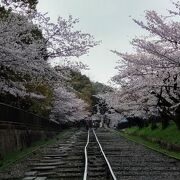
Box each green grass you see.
[119,122,180,160]
[124,122,180,146]
[0,128,77,171]
[120,132,180,160]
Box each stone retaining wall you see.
[0,103,60,157]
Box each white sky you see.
[37,0,174,85]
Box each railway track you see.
[94,128,180,180]
[5,128,180,180]
[22,129,87,180]
[83,129,116,180]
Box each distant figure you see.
[104,113,109,127]
[85,120,89,130]
[85,116,93,130]
[91,114,100,129]
[99,115,103,128]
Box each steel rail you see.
[83,129,89,180]
[93,129,117,180]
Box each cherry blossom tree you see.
[1,0,38,15]
[0,1,98,95]
[0,1,99,123]
[110,1,180,129]
[50,86,90,125]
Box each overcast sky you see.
[37,0,173,85]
